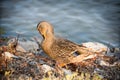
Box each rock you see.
[41,64,54,73]
[82,42,108,53]
[3,52,20,60]
[16,45,26,52]
[18,40,39,52]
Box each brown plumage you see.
[37,21,92,67]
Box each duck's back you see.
[50,38,80,66]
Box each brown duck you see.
[37,21,96,67]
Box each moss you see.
[41,72,103,80]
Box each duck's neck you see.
[42,32,55,44]
[41,32,55,53]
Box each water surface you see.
[0,0,120,47]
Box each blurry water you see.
[0,0,120,47]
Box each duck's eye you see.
[73,51,80,57]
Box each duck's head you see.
[37,21,54,38]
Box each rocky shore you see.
[0,37,120,80]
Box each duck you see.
[37,21,103,67]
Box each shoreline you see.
[0,36,120,80]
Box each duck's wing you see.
[50,38,98,67]
[50,38,81,66]
[51,38,81,58]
